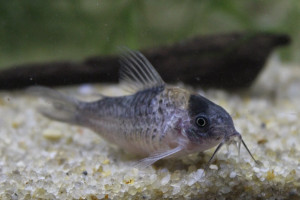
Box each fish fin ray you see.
[119,48,165,93]
[27,86,82,124]
[133,146,183,168]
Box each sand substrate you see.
[0,56,300,199]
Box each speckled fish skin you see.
[30,49,257,166]
[78,87,231,156]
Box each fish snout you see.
[225,130,242,143]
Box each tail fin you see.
[27,86,82,125]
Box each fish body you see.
[31,49,257,166]
[77,87,220,156]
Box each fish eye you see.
[195,116,208,127]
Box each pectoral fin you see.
[133,146,183,168]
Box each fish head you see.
[183,93,259,164]
[185,94,240,146]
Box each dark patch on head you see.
[188,94,212,117]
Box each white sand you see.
[0,55,300,199]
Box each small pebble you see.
[161,174,171,185]
[229,171,236,179]
[82,171,88,176]
[209,165,218,170]
[42,129,63,141]
[260,122,266,129]
[102,159,110,165]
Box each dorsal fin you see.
[119,49,165,93]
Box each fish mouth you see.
[226,131,259,165]
[204,130,260,172]
[225,129,241,140]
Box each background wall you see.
[0,0,299,69]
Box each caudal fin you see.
[27,86,82,124]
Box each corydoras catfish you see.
[29,49,258,168]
